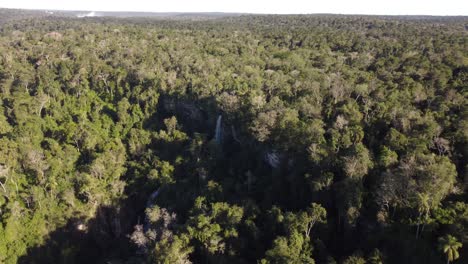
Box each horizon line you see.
[1,7,467,17]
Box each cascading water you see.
[265,151,281,168]
[215,115,223,145]
[77,11,97,18]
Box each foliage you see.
[0,11,466,264]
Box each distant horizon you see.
[0,0,467,16]
[2,7,468,17]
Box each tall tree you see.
[438,235,462,264]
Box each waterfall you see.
[215,115,223,144]
[77,11,97,18]
[146,188,160,208]
[265,151,281,168]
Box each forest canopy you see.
[0,10,466,264]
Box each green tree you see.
[438,235,462,264]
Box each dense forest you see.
[0,10,467,264]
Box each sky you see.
[0,0,467,16]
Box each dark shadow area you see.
[18,203,139,264]
[17,94,229,263]
[15,91,448,264]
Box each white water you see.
[265,151,280,168]
[77,11,97,18]
[215,115,223,144]
[146,188,160,208]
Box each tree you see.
[376,153,457,220]
[0,104,12,135]
[342,143,373,180]
[263,230,315,264]
[150,234,193,264]
[131,206,193,263]
[438,235,462,264]
[287,203,327,238]
[186,197,244,256]
[263,204,326,264]
[343,254,366,264]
